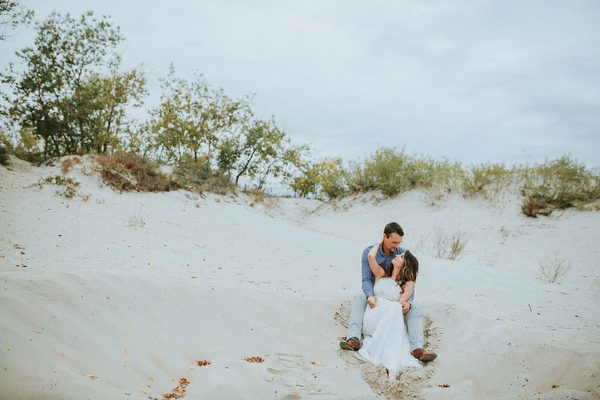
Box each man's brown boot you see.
[411,348,437,362]
[340,338,362,351]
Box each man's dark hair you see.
[384,222,404,238]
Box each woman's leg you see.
[387,369,397,380]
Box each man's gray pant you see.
[346,290,423,352]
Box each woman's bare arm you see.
[398,281,414,304]
[367,243,385,282]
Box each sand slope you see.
[1,156,599,399]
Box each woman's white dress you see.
[358,277,421,374]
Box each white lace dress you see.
[358,277,421,374]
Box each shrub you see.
[60,156,82,174]
[0,146,9,167]
[346,147,436,197]
[420,159,464,205]
[462,163,512,199]
[520,156,600,217]
[173,161,234,195]
[520,190,553,217]
[539,251,572,283]
[431,225,470,260]
[291,158,347,200]
[39,175,89,200]
[100,168,138,192]
[96,153,184,193]
[12,128,44,163]
[1,128,44,164]
[127,204,146,227]
[245,187,265,203]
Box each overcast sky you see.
[3,0,600,168]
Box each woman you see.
[358,243,422,380]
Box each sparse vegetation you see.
[539,251,572,284]
[127,204,146,227]
[96,153,184,193]
[462,163,513,200]
[172,162,234,196]
[290,151,599,217]
[38,175,89,200]
[419,161,464,206]
[431,225,470,260]
[448,235,469,260]
[345,147,437,197]
[407,230,430,256]
[0,145,9,166]
[60,156,82,174]
[520,157,600,217]
[245,187,279,209]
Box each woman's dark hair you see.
[385,250,418,290]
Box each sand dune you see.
[1,155,599,399]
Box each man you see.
[340,222,437,362]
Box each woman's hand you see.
[401,301,411,314]
[367,295,378,309]
[368,242,380,260]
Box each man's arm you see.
[361,246,375,297]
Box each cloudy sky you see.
[3,0,600,167]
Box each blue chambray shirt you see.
[361,244,415,302]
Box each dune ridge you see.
[1,155,599,399]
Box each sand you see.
[0,155,599,399]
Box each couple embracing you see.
[340,222,437,380]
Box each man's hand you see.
[401,301,411,314]
[367,295,378,309]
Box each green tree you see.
[75,59,147,153]
[0,0,33,41]
[13,126,42,161]
[126,120,155,160]
[0,126,11,165]
[219,117,308,190]
[149,66,244,166]
[1,11,144,157]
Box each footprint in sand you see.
[265,353,331,397]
